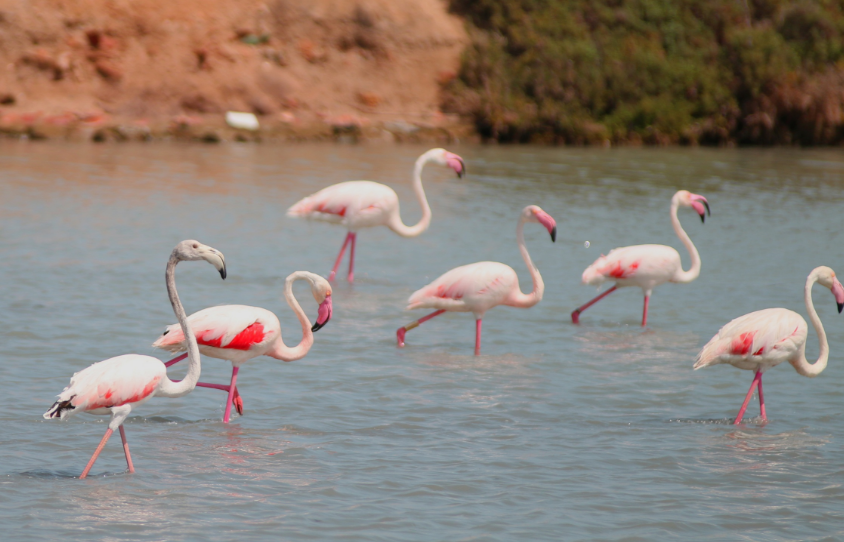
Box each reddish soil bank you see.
[0,0,473,142]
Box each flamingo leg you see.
[329,232,353,282]
[164,353,188,367]
[80,427,113,479]
[170,379,244,415]
[222,366,240,423]
[118,425,135,474]
[642,295,650,327]
[474,319,482,356]
[733,371,762,425]
[348,232,357,283]
[757,373,766,422]
[397,309,446,347]
[571,286,618,324]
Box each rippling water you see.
[2,142,844,541]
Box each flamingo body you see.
[287,180,402,231]
[408,261,523,318]
[694,308,807,373]
[582,244,684,292]
[155,305,282,367]
[44,354,165,419]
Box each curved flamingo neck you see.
[670,198,701,284]
[507,216,544,308]
[268,272,315,362]
[157,257,201,398]
[386,151,434,237]
[790,271,828,377]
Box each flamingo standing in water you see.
[43,240,226,479]
[571,190,710,326]
[397,205,556,355]
[287,148,465,283]
[694,266,844,424]
[154,271,333,423]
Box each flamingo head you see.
[816,267,844,313]
[173,240,227,279]
[675,190,711,223]
[524,205,557,242]
[310,275,333,332]
[430,148,466,178]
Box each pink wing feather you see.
[407,262,517,311]
[153,305,276,353]
[287,181,395,225]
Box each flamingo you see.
[396,205,556,355]
[571,190,711,326]
[153,271,333,423]
[286,148,465,283]
[43,240,226,479]
[694,266,844,424]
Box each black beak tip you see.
[704,201,711,216]
[699,213,705,224]
[457,159,465,178]
[550,226,557,243]
[219,268,227,280]
[837,302,843,314]
[311,319,328,332]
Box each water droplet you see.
[584,241,590,248]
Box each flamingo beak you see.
[311,295,333,332]
[832,278,844,313]
[690,195,710,224]
[446,153,465,178]
[534,209,557,242]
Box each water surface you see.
[2,142,844,541]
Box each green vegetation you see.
[443,0,844,145]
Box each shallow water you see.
[2,142,844,541]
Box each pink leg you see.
[196,382,244,415]
[80,427,113,479]
[329,232,353,282]
[397,309,446,347]
[757,373,766,421]
[164,353,188,367]
[347,232,357,283]
[222,366,240,424]
[474,319,482,356]
[733,371,762,425]
[118,425,135,474]
[642,295,650,327]
[572,286,618,324]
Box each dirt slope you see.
[0,0,469,141]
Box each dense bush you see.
[444,0,844,145]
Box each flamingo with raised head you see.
[287,148,465,283]
[694,266,844,424]
[43,240,226,479]
[154,271,333,423]
[397,205,556,355]
[571,190,710,326]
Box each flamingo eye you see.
[192,243,199,249]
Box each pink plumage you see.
[287,148,465,283]
[573,190,710,326]
[693,266,844,424]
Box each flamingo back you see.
[582,244,681,289]
[153,305,280,359]
[694,308,807,371]
[43,354,165,419]
[287,181,397,229]
[407,261,518,315]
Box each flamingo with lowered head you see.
[571,190,710,326]
[154,271,333,423]
[694,266,844,424]
[287,148,465,283]
[43,240,226,479]
[397,205,556,355]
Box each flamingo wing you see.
[407,262,516,311]
[694,308,807,370]
[153,305,277,354]
[44,354,165,419]
[287,181,396,225]
[582,244,680,286]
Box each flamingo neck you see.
[790,271,829,377]
[157,257,201,398]
[268,272,315,362]
[387,151,434,237]
[670,198,701,283]
[507,217,544,308]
